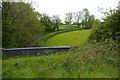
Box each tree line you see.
[64,8,98,29]
[2,2,99,48]
[2,2,61,48]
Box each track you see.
[25,35,47,47]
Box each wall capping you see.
[3,46,72,57]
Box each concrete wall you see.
[3,46,71,57]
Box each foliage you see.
[2,2,119,78]
[65,8,96,29]
[2,2,46,48]
[40,14,53,32]
[73,11,82,27]
[81,8,95,29]
[64,12,73,26]
[51,15,61,31]
[98,7,116,19]
[2,40,119,78]
[40,14,61,32]
[89,10,120,44]
[2,2,61,48]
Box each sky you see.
[31,0,119,23]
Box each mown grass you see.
[44,30,91,47]
[35,28,84,47]
[2,41,119,78]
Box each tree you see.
[41,14,53,32]
[89,9,120,43]
[82,8,90,28]
[87,15,95,28]
[74,11,82,27]
[2,2,45,48]
[52,15,61,31]
[98,7,116,19]
[64,12,73,27]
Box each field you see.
[44,30,91,47]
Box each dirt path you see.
[25,35,47,47]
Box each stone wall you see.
[3,46,71,57]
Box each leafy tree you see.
[2,2,45,48]
[98,7,116,19]
[87,15,95,28]
[41,14,54,32]
[64,12,73,27]
[82,8,90,28]
[52,15,61,31]
[74,11,82,27]
[89,9,120,44]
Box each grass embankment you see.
[35,29,89,47]
[2,41,118,78]
[44,30,91,47]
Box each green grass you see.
[2,29,118,78]
[28,31,51,45]
[35,28,84,47]
[44,30,91,47]
[6,31,52,48]
[59,25,80,30]
[59,25,67,29]
[2,41,118,78]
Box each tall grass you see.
[2,40,119,78]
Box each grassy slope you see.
[2,42,118,78]
[44,30,91,47]
[2,30,118,78]
[35,28,84,47]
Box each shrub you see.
[89,10,120,44]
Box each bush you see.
[2,40,119,78]
[89,10,120,44]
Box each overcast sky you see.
[32,0,119,22]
